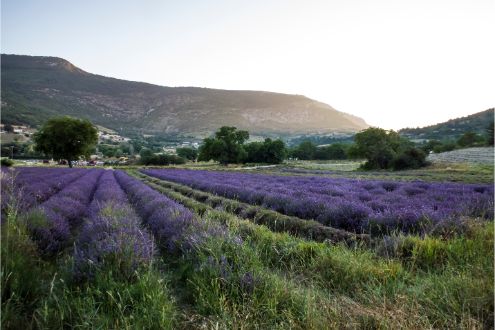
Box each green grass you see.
[1,208,52,328]
[35,265,177,329]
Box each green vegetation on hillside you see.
[400,108,494,141]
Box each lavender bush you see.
[73,171,155,281]
[114,171,247,281]
[142,169,494,234]
[115,170,204,253]
[26,169,103,255]
[1,167,87,214]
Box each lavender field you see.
[142,168,493,235]
[1,166,494,328]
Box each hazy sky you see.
[2,0,494,129]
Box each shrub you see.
[392,147,428,170]
[314,143,348,160]
[176,147,198,161]
[353,128,428,171]
[139,151,186,165]
[1,157,14,167]
[457,131,485,148]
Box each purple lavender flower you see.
[141,168,494,235]
[73,171,155,281]
[25,169,104,255]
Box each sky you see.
[2,0,494,129]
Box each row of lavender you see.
[113,170,253,291]
[2,168,156,281]
[142,169,494,234]
[2,167,240,282]
[114,170,239,254]
[27,169,104,254]
[73,170,155,281]
[1,167,88,214]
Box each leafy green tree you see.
[139,148,185,165]
[421,140,443,154]
[245,138,287,164]
[244,141,263,163]
[487,122,494,146]
[176,147,198,161]
[139,148,155,164]
[352,128,401,169]
[352,127,425,170]
[457,131,484,148]
[261,138,287,164]
[114,148,124,158]
[314,144,348,160]
[391,146,427,170]
[290,140,317,160]
[98,144,116,157]
[33,117,98,167]
[198,126,249,165]
[4,124,13,133]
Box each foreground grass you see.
[1,209,177,329]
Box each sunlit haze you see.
[2,0,494,130]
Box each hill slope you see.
[1,54,368,137]
[399,108,494,141]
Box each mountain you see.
[1,54,368,138]
[399,108,494,141]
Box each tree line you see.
[196,126,429,170]
[8,117,494,170]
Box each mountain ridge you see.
[399,108,494,141]
[1,54,368,137]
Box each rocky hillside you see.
[1,54,368,137]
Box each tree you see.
[33,117,98,167]
[244,141,263,162]
[352,128,400,169]
[487,122,494,146]
[457,131,483,148]
[261,138,287,164]
[4,124,13,133]
[290,140,317,160]
[198,126,249,165]
[314,144,348,160]
[352,127,425,170]
[139,148,155,164]
[245,138,287,164]
[391,146,427,170]
[176,147,198,161]
[139,148,185,165]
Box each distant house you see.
[98,131,130,143]
[0,124,29,134]
[162,147,177,154]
